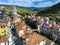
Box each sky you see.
[0,0,60,7]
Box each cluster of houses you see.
[24,15,60,44]
[0,19,10,45]
[0,12,15,45]
[0,12,58,45]
[0,5,58,45]
[9,13,57,45]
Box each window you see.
[1,26,2,28]
[4,26,5,28]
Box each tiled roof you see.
[14,22,31,37]
[0,36,8,43]
[26,32,45,45]
[49,20,54,24]
[12,17,54,45]
[26,32,53,45]
[0,20,7,23]
[15,22,31,30]
[0,23,7,26]
[22,30,31,39]
[0,20,7,26]
[53,24,59,28]
[0,20,9,43]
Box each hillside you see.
[18,7,47,11]
[0,5,38,16]
[0,4,48,16]
[37,3,60,16]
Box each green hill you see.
[0,4,48,16]
[0,5,38,16]
[36,3,60,23]
[37,3,60,16]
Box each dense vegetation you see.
[1,5,37,16]
[37,3,60,23]
[0,3,60,23]
[37,3,60,16]
[0,5,47,17]
[16,6,36,16]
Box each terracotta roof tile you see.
[0,20,7,26]
[14,22,32,38]
[0,23,7,26]
[0,20,7,23]
[0,36,8,43]
[15,22,31,30]
[53,24,59,28]
[26,32,53,45]
[49,20,54,24]
[26,32,45,45]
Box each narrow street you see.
[10,25,24,45]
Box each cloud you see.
[0,2,6,4]
[0,0,8,5]
[31,0,60,7]
[0,0,60,7]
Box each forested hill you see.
[37,3,60,16]
[0,5,37,16]
[0,4,47,16]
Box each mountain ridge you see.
[37,2,60,16]
[0,4,47,11]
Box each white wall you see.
[51,42,55,45]
[36,40,46,45]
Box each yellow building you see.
[0,24,9,37]
[0,19,10,36]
